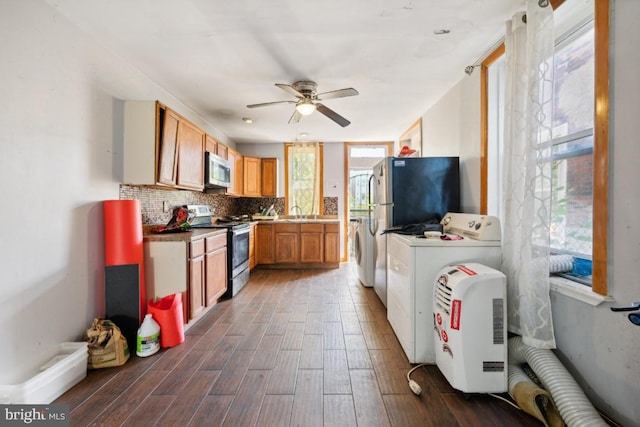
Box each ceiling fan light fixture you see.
[296,100,316,116]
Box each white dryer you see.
[354,217,374,287]
[386,213,502,364]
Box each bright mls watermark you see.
[1,405,69,426]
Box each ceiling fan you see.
[246,80,359,127]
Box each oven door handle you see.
[232,227,251,236]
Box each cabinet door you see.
[226,148,243,196]
[324,224,340,263]
[205,134,218,154]
[217,143,229,160]
[275,233,299,263]
[189,254,205,319]
[205,246,227,306]
[300,224,323,263]
[249,224,256,270]
[157,108,180,186]
[261,158,277,197]
[274,224,299,264]
[256,224,274,264]
[243,156,262,197]
[177,120,204,190]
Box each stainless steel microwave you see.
[205,152,231,188]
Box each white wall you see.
[419,2,640,424]
[421,74,482,213]
[0,0,225,384]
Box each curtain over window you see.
[502,1,556,349]
[285,142,323,216]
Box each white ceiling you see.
[46,0,526,144]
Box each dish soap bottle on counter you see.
[136,314,160,357]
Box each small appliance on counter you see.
[184,204,216,227]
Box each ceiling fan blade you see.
[247,100,296,108]
[316,103,351,127]
[275,83,305,99]
[317,88,359,100]
[288,109,302,124]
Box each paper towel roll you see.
[104,199,146,318]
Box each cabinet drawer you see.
[324,223,339,233]
[190,239,205,258]
[275,223,298,233]
[300,223,323,233]
[205,233,226,252]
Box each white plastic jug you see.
[136,314,160,357]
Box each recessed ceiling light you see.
[242,117,253,123]
[433,29,451,35]
[299,132,308,138]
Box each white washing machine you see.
[354,217,375,287]
[386,213,502,364]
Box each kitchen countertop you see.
[256,216,340,224]
[143,227,226,242]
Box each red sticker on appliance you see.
[442,330,449,343]
[436,313,442,325]
[451,299,462,330]
[457,265,477,276]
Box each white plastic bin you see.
[0,342,88,404]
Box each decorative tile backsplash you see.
[120,185,338,225]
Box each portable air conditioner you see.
[433,263,507,393]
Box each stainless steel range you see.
[184,205,251,298]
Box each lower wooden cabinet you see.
[324,223,340,264]
[204,234,227,306]
[254,221,340,268]
[189,239,206,319]
[249,223,257,270]
[300,223,323,263]
[256,223,274,264]
[274,223,299,263]
[144,230,227,329]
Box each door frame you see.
[342,141,394,261]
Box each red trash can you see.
[148,293,185,348]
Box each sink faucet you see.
[291,205,302,218]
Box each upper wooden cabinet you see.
[226,147,243,196]
[124,101,204,190]
[157,108,180,186]
[176,119,204,190]
[217,143,229,160]
[205,134,218,155]
[243,156,261,197]
[261,158,278,197]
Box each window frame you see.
[480,0,609,295]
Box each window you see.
[483,0,609,294]
[550,26,594,263]
[284,142,324,215]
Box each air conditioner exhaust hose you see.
[508,336,606,427]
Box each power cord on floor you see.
[488,393,522,410]
[406,364,428,395]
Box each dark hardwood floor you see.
[56,263,542,426]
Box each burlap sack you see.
[84,317,130,369]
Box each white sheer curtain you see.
[287,142,321,215]
[501,0,556,349]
